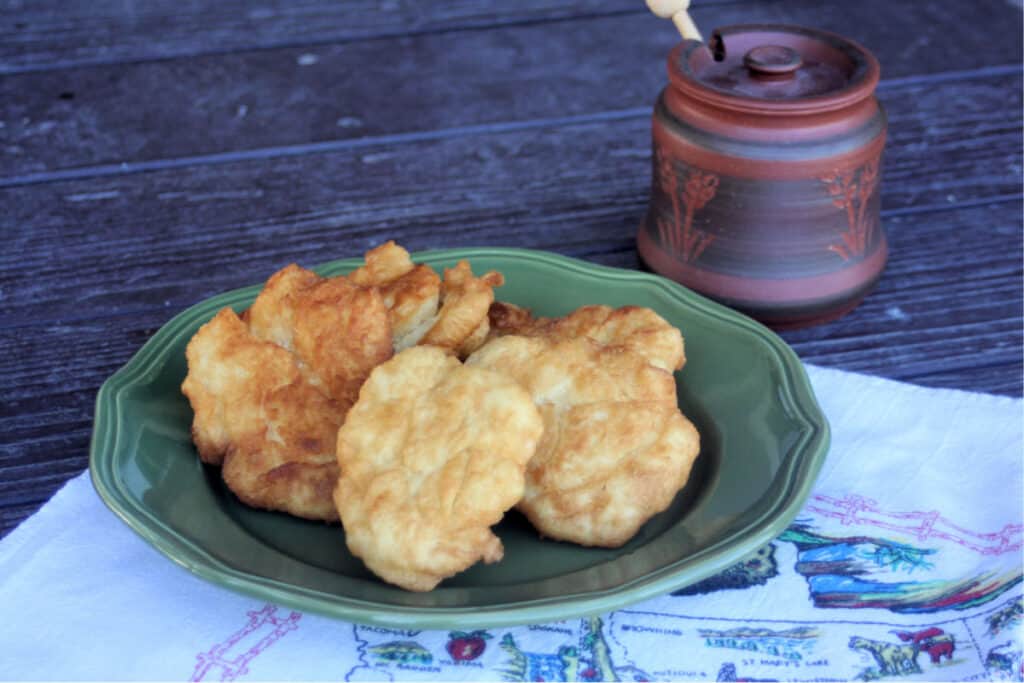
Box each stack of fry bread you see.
[182,242,700,591]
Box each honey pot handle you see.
[646,0,703,42]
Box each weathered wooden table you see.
[2,1,1021,538]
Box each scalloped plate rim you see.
[89,247,829,628]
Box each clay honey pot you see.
[637,23,887,328]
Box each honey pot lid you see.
[668,24,881,114]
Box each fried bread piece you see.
[488,302,685,372]
[467,336,699,547]
[334,346,543,591]
[240,264,320,350]
[349,241,504,357]
[181,308,342,521]
[247,264,393,412]
[421,260,504,357]
[349,242,442,351]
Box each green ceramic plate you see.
[90,248,828,629]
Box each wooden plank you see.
[0,0,640,72]
[0,456,89,536]
[0,441,90,503]
[2,0,1021,178]
[1,74,1020,326]
[0,501,61,538]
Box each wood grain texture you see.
[1,0,1021,537]
[2,0,1021,178]
[0,501,56,534]
[3,0,1014,75]
[2,74,1020,327]
[0,0,644,72]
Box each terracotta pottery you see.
[637,24,887,328]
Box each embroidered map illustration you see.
[188,488,1023,682]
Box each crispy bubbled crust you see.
[349,241,442,351]
[487,302,685,372]
[181,307,343,521]
[466,336,699,548]
[418,261,504,357]
[247,263,393,412]
[334,346,543,591]
[347,243,503,358]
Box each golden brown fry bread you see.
[349,241,504,357]
[247,264,393,412]
[334,346,543,591]
[423,261,505,357]
[467,336,699,547]
[349,242,442,351]
[181,308,342,521]
[183,260,391,521]
[488,302,685,372]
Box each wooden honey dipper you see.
[646,0,702,41]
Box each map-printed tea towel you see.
[0,365,1021,681]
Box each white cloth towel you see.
[2,366,1021,682]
